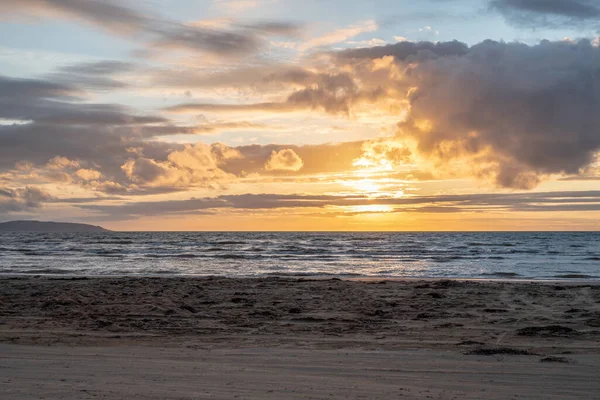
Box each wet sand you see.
[1,277,599,399]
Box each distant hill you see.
[0,220,109,233]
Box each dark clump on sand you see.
[466,347,536,356]
[516,325,578,337]
[540,356,572,363]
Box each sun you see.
[350,177,381,193]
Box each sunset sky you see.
[1,0,600,231]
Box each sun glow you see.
[352,156,394,172]
[347,150,399,197]
[349,177,381,193]
[347,204,394,213]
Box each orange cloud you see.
[264,149,304,171]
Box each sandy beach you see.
[1,277,599,399]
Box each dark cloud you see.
[147,23,261,57]
[0,122,174,176]
[0,186,54,213]
[48,61,139,91]
[76,190,600,219]
[34,111,167,127]
[59,61,138,76]
[334,40,469,61]
[0,75,82,122]
[0,0,301,57]
[243,21,303,36]
[166,72,383,115]
[0,74,179,189]
[147,20,301,57]
[0,75,78,102]
[490,0,600,27]
[0,75,160,124]
[0,0,147,32]
[559,174,600,181]
[165,102,296,113]
[80,198,226,218]
[396,39,600,188]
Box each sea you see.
[0,232,599,280]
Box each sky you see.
[1,0,600,231]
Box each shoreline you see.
[2,273,600,284]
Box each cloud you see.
[0,0,146,33]
[121,143,241,189]
[0,73,279,195]
[352,139,412,170]
[490,0,600,27]
[0,186,53,213]
[77,190,600,219]
[213,0,281,13]
[333,40,468,61]
[0,75,79,105]
[146,23,262,57]
[48,61,139,91]
[394,39,600,188]
[0,77,254,195]
[75,168,103,181]
[0,73,371,196]
[264,149,304,171]
[0,74,181,188]
[165,102,297,114]
[160,38,600,189]
[126,122,270,138]
[0,74,165,125]
[224,141,366,176]
[153,64,317,90]
[298,19,378,52]
[0,0,301,58]
[244,21,302,36]
[166,71,384,115]
[276,39,600,189]
[46,156,80,171]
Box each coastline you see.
[2,273,600,283]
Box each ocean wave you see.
[431,256,465,263]
[508,249,540,254]
[481,272,521,277]
[15,250,52,256]
[15,268,71,274]
[246,247,265,252]
[264,271,365,277]
[553,274,595,279]
[92,249,123,255]
[217,254,249,259]
[204,247,225,251]
[84,240,135,245]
